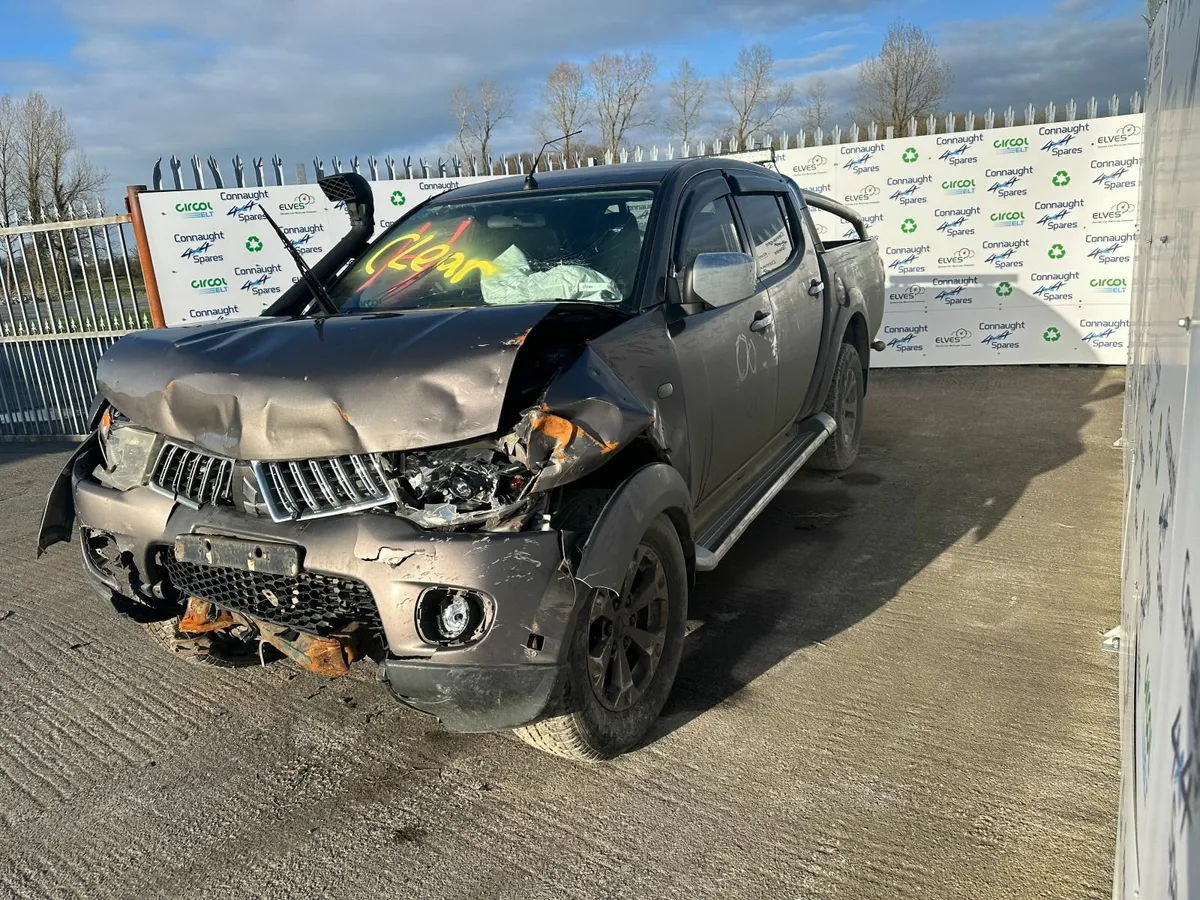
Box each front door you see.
[667,176,779,503]
[731,183,825,430]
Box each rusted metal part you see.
[178,596,237,634]
[255,621,366,678]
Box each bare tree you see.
[721,43,794,149]
[535,62,590,165]
[589,51,658,160]
[450,81,515,169]
[666,59,708,145]
[854,19,952,132]
[800,78,834,134]
[0,90,103,220]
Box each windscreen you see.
[329,188,655,313]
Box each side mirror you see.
[685,252,756,308]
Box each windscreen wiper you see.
[256,203,340,316]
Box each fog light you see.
[416,587,489,645]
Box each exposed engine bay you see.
[390,445,540,530]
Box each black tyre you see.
[811,342,865,472]
[514,514,688,761]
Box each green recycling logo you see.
[245,235,263,252]
[1043,327,1061,342]
[995,281,1013,297]
[1048,243,1067,260]
[1052,171,1071,187]
[902,147,919,163]
[900,218,918,234]
[390,190,407,207]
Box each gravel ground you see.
[0,366,1123,900]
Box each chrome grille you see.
[150,441,234,508]
[253,454,393,522]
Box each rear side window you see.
[735,193,795,278]
[678,197,741,270]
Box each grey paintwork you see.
[39,157,884,733]
[96,303,582,460]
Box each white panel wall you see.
[137,123,1141,368]
[1114,4,1200,898]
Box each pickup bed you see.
[38,158,884,760]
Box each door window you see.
[735,193,795,278]
[677,197,741,271]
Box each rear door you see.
[730,184,825,430]
[667,174,780,502]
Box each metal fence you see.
[150,93,1145,189]
[0,205,152,440]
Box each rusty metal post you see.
[124,186,166,328]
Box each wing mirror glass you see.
[685,252,756,308]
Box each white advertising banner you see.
[742,114,1142,367]
[139,117,1141,368]
[1113,4,1200,898]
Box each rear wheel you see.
[811,342,865,472]
[514,515,688,761]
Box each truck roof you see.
[440,157,788,201]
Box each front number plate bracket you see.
[174,534,302,577]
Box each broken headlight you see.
[95,406,159,491]
[389,446,535,529]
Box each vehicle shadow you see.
[650,283,1124,742]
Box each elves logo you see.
[843,184,881,204]
[1097,123,1142,146]
[792,155,828,174]
[887,284,926,303]
[937,247,975,268]
[278,192,317,214]
[1093,200,1136,223]
[935,328,973,345]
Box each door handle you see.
[808,279,825,297]
[749,310,773,333]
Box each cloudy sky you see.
[0,0,1147,205]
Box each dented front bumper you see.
[53,441,581,731]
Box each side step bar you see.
[694,413,836,572]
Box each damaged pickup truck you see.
[38,159,884,760]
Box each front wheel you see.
[811,342,865,472]
[514,515,688,761]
